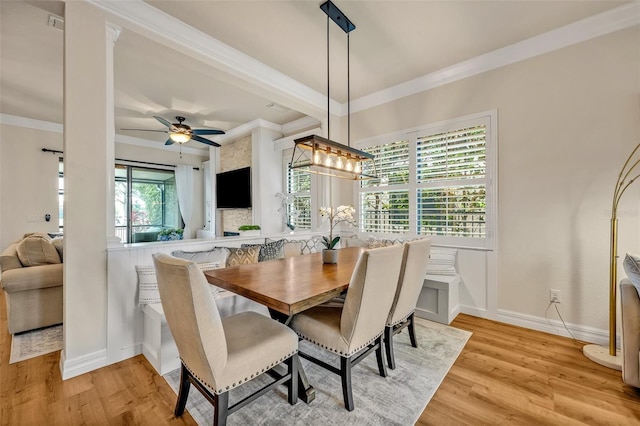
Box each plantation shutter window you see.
[359,140,410,234]
[357,111,495,249]
[416,125,487,239]
[284,149,312,230]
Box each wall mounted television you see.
[216,166,252,209]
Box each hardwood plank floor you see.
[1,287,639,425]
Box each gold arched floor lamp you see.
[583,143,640,370]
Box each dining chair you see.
[290,245,404,411]
[384,238,432,369]
[152,253,299,426]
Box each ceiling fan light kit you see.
[290,0,377,181]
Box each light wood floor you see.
[1,288,639,425]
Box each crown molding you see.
[0,114,63,133]
[349,2,640,114]
[0,113,207,155]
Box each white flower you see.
[319,205,357,248]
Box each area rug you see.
[164,317,471,425]
[9,324,63,364]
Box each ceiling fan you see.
[122,116,225,147]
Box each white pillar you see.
[61,2,113,379]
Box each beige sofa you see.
[0,235,63,334]
[621,278,640,387]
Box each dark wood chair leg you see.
[375,335,388,377]
[287,354,299,405]
[340,356,354,411]
[174,363,191,417]
[214,392,229,426]
[408,312,418,348]
[384,325,396,370]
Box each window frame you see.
[355,110,497,250]
[282,148,314,231]
[114,164,182,243]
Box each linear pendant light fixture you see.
[290,0,377,180]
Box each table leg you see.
[268,308,316,403]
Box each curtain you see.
[175,165,194,238]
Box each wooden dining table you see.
[203,246,366,403]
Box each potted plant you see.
[238,224,261,237]
[319,205,357,264]
[157,228,184,241]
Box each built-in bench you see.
[415,274,461,325]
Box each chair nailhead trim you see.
[389,310,414,327]
[181,350,298,395]
[295,332,382,357]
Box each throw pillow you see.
[51,237,64,262]
[283,241,302,257]
[171,247,229,265]
[343,236,369,248]
[225,246,260,267]
[242,239,285,262]
[426,247,458,276]
[623,253,640,295]
[136,262,223,305]
[16,235,61,266]
[265,238,303,257]
[367,237,404,248]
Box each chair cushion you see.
[291,306,363,357]
[16,235,61,266]
[214,311,298,393]
[426,247,458,275]
[136,262,223,305]
[171,248,229,265]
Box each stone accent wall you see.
[220,135,253,233]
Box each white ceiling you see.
[0,0,631,149]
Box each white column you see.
[61,2,112,379]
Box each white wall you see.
[345,27,640,339]
[0,123,62,249]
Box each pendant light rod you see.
[327,12,330,141]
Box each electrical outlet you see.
[550,289,561,304]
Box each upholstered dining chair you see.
[290,245,404,411]
[152,253,299,426]
[384,238,431,369]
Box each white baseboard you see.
[60,349,107,380]
[495,309,619,348]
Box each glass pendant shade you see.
[169,132,191,144]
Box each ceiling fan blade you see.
[120,128,168,133]
[153,116,176,130]
[165,139,175,146]
[192,135,221,147]
[192,129,225,136]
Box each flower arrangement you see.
[157,228,184,241]
[319,205,357,249]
